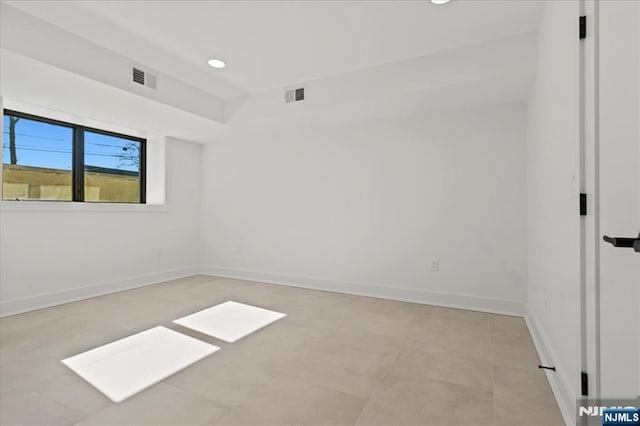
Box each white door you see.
[596,0,640,398]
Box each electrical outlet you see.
[431,259,439,272]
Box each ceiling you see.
[1,1,544,142]
[5,0,544,97]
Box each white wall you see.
[0,138,202,316]
[525,1,580,424]
[200,103,527,315]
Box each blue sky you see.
[2,115,139,172]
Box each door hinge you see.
[580,193,587,216]
[581,372,589,396]
[580,16,587,39]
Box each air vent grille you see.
[285,87,305,103]
[132,67,145,85]
[131,66,157,89]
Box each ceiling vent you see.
[131,66,157,89]
[285,87,305,103]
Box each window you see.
[2,110,145,203]
[2,113,73,201]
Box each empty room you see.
[0,1,638,425]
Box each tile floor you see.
[0,275,564,426]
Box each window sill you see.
[0,200,168,213]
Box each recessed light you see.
[431,0,451,4]
[207,58,226,69]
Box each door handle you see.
[602,233,640,253]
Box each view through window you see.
[2,111,145,203]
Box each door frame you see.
[580,0,600,402]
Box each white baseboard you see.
[0,266,200,317]
[201,265,525,316]
[0,264,525,317]
[2,262,574,424]
[525,307,575,426]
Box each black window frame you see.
[3,109,146,204]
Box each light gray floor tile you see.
[217,375,366,426]
[356,376,495,426]
[0,392,84,426]
[74,383,229,426]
